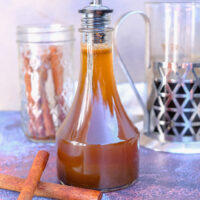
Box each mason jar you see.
[17,24,75,142]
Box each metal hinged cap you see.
[79,0,113,14]
[79,0,113,31]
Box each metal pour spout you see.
[91,0,102,5]
[79,0,113,32]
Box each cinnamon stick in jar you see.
[23,52,47,139]
[17,150,49,200]
[22,46,67,140]
[23,52,44,138]
[0,173,102,200]
[49,45,66,123]
[38,63,55,138]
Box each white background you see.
[0,0,178,110]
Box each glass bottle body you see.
[56,30,139,191]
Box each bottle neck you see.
[80,29,114,75]
[79,30,117,102]
[80,28,113,45]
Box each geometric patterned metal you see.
[148,62,200,142]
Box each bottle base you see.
[59,178,138,192]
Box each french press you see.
[115,2,200,153]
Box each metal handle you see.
[114,11,151,116]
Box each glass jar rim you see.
[17,24,75,43]
[17,24,74,34]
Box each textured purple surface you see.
[0,112,200,199]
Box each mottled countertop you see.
[0,112,200,200]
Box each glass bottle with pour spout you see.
[56,0,139,191]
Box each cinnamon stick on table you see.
[0,173,102,200]
[17,150,49,200]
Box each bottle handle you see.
[114,11,151,116]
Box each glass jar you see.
[17,24,75,142]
